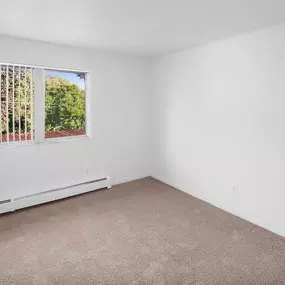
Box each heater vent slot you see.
[15,178,108,201]
[0,199,11,205]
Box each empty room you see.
[1,0,285,284]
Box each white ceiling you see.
[1,0,285,56]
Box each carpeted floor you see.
[1,178,285,284]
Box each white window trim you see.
[34,68,45,143]
[0,62,91,147]
[83,72,92,139]
[0,62,89,74]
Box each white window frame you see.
[0,62,91,147]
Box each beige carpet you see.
[1,178,285,284]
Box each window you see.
[0,63,89,146]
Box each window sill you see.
[0,135,90,149]
[44,135,89,144]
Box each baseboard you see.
[0,177,111,215]
[0,175,151,215]
[113,174,151,186]
[151,175,183,192]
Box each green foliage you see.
[45,76,85,132]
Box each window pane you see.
[1,65,34,144]
[44,70,86,139]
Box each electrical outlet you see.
[233,185,237,192]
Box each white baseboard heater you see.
[0,176,111,215]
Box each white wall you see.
[151,23,285,237]
[0,36,150,200]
